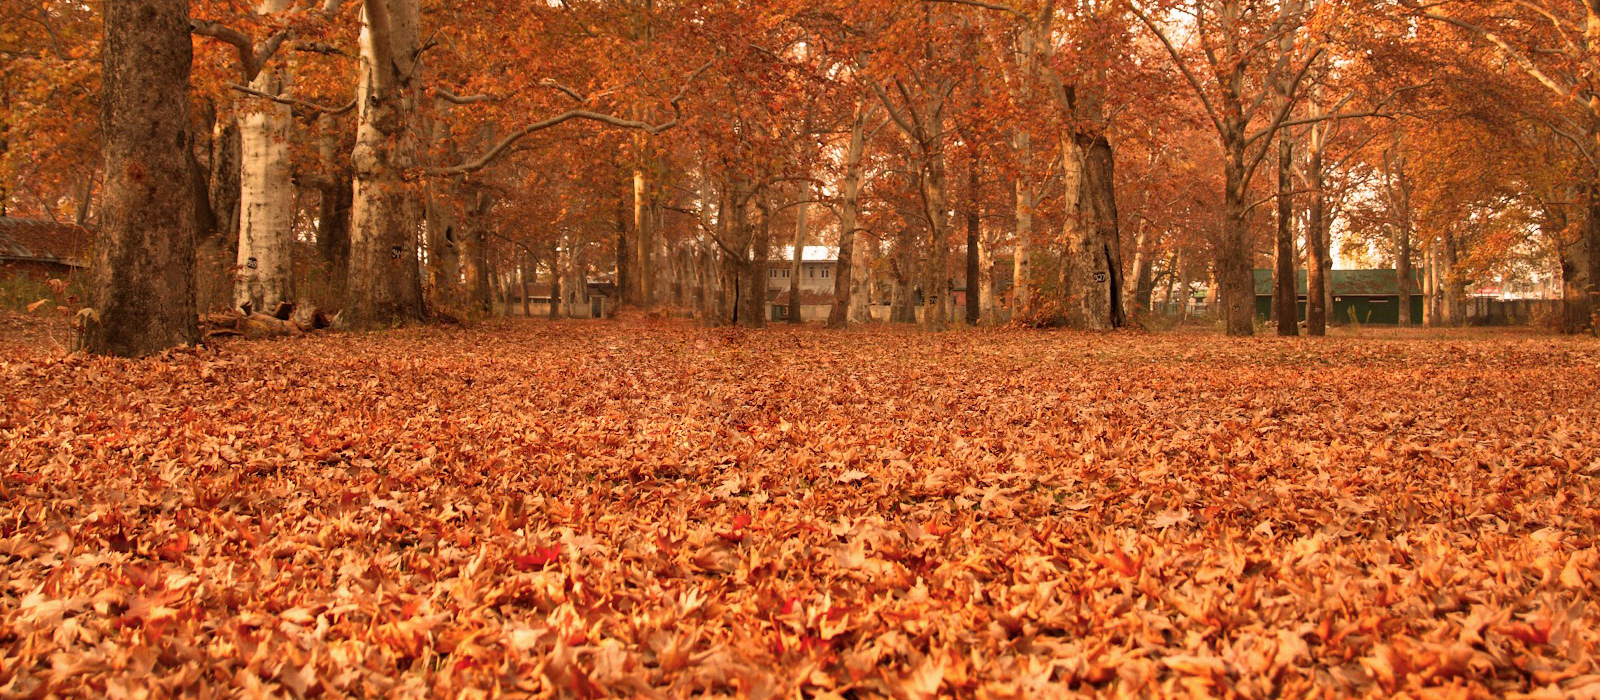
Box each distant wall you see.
[1466,298,1562,326]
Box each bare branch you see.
[921,0,1027,19]
[435,60,716,176]
[435,88,498,105]
[1131,5,1226,137]
[230,84,356,115]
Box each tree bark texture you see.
[83,0,199,357]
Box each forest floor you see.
[2,316,1599,698]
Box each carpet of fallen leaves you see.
[2,319,1599,699]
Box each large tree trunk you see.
[1060,132,1125,330]
[741,195,768,328]
[347,0,425,328]
[1442,230,1465,325]
[235,0,296,315]
[1559,185,1600,333]
[82,0,198,357]
[889,231,915,323]
[1219,151,1255,337]
[462,188,494,314]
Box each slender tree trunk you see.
[347,0,425,328]
[1178,261,1193,319]
[1393,156,1415,328]
[922,146,952,329]
[830,105,871,327]
[836,103,875,326]
[788,182,809,323]
[633,167,653,307]
[1397,230,1413,327]
[965,144,981,325]
[550,240,565,319]
[82,0,198,357]
[1012,131,1033,317]
[1306,147,1328,335]
[1127,221,1153,317]
[1274,131,1298,335]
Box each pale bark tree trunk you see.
[347,0,425,328]
[551,238,566,319]
[633,166,653,307]
[1012,131,1034,317]
[832,101,875,326]
[923,146,952,329]
[852,234,875,322]
[978,214,998,322]
[234,0,296,315]
[423,99,461,310]
[1060,131,1125,330]
[788,181,809,323]
[83,0,199,357]
[1128,220,1155,316]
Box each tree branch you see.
[1131,5,1226,137]
[230,84,356,115]
[435,60,715,175]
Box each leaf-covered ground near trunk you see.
[3,319,1599,699]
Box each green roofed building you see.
[1253,270,1425,325]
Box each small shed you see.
[521,280,615,318]
[1253,269,1425,325]
[0,218,91,278]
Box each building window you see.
[820,268,830,278]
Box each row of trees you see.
[2,0,1596,356]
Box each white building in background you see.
[766,245,838,321]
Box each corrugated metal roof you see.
[1253,269,1424,297]
[0,218,91,267]
[775,245,837,262]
